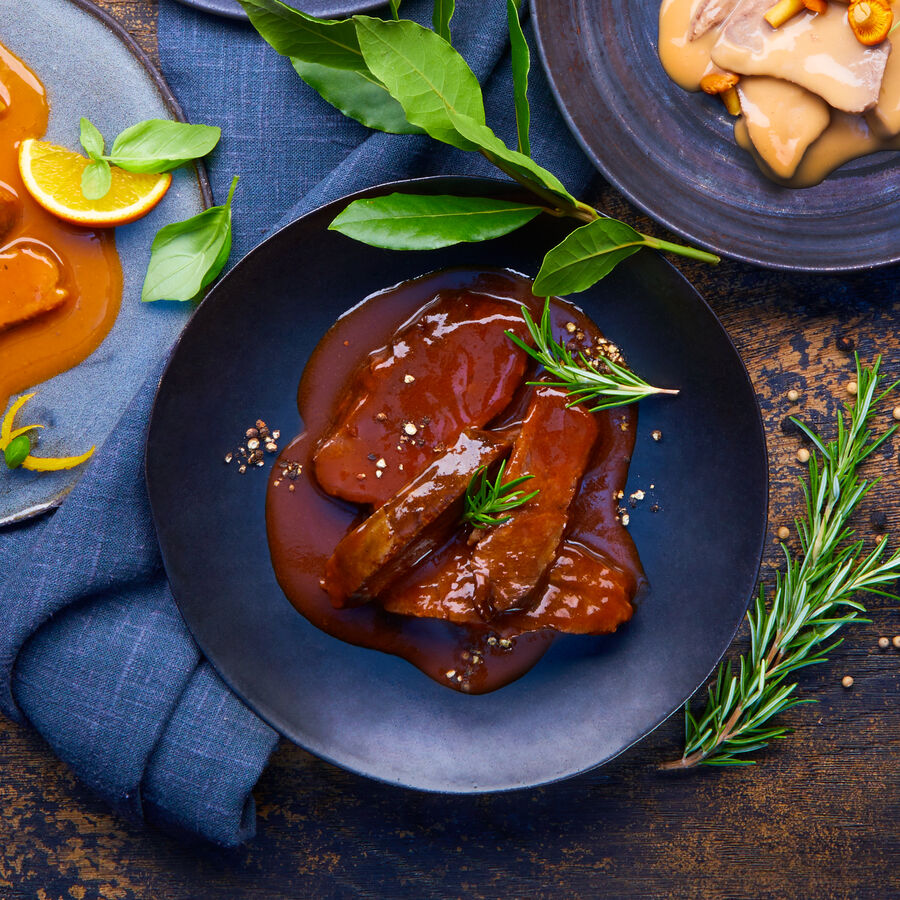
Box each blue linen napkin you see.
[0,0,595,845]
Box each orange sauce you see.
[0,40,122,413]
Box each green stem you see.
[482,149,720,265]
[641,235,720,265]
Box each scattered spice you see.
[565,322,576,334]
[651,429,662,442]
[226,418,279,475]
[404,374,415,384]
[841,675,854,689]
[877,636,890,650]
[869,509,888,533]
[893,406,900,422]
[777,525,790,540]
[787,389,800,403]
[894,635,900,649]
[847,381,858,396]
[797,447,811,463]
[835,334,855,353]
[403,422,417,436]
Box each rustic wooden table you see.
[1,2,898,898]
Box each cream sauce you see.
[659,0,900,186]
[737,77,830,178]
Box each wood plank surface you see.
[0,2,897,898]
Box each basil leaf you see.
[507,0,530,156]
[107,120,221,173]
[237,0,364,69]
[79,117,105,159]
[389,0,401,19]
[142,176,238,302]
[432,0,454,41]
[290,59,419,134]
[329,193,543,250]
[533,219,646,297]
[354,17,485,150]
[81,158,112,200]
[447,110,575,206]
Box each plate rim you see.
[146,174,770,792]
[529,0,900,273]
[0,0,214,529]
[171,0,388,22]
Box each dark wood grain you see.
[0,3,898,899]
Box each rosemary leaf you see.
[463,461,539,529]
[506,300,679,412]
[663,356,900,770]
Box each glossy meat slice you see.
[712,0,890,113]
[470,385,599,617]
[737,77,830,179]
[382,538,635,635]
[313,290,530,508]
[0,241,67,333]
[323,428,514,608]
[689,0,740,40]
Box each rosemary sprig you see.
[463,461,539,528]
[663,355,900,769]
[505,300,680,413]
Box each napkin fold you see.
[0,0,596,845]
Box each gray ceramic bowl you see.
[532,0,900,271]
[0,0,210,527]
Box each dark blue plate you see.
[531,0,900,271]
[174,0,385,21]
[146,175,768,792]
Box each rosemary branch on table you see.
[463,461,539,528]
[506,301,680,413]
[663,356,900,769]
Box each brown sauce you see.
[0,41,122,413]
[266,269,646,694]
[658,0,900,186]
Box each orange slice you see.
[18,138,171,227]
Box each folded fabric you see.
[0,0,596,845]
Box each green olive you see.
[4,434,31,469]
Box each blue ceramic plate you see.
[0,0,210,527]
[531,0,900,271]
[147,176,769,792]
[174,0,385,22]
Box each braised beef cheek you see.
[313,291,530,508]
[266,269,646,694]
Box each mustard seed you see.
[878,637,890,649]
[797,448,810,463]
[893,406,900,422]
[787,389,800,402]
[841,675,854,688]
[893,636,900,649]
[847,381,858,396]
[777,526,790,540]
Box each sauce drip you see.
[0,41,122,412]
[266,269,645,694]
[658,0,900,186]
